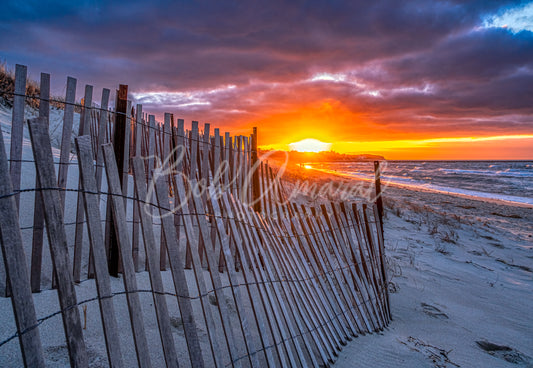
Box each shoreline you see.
[304,165,533,209]
[282,162,532,243]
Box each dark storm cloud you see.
[380,28,533,84]
[0,0,531,137]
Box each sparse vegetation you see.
[0,62,40,109]
[435,243,450,255]
[385,243,402,293]
[385,199,403,218]
[0,61,75,111]
[491,212,522,219]
[440,229,458,244]
[428,223,439,235]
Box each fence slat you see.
[75,136,124,368]
[248,209,317,367]
[264,215,329,366]
[73,85,93,283]
[159,114,171,271]
[30,72,50,293]
[9,64,27,209]
[301,206,359,338]
[213,128,220,187]
[372,203,391,320]
[102,144,153,368]
[225,194,293,367]
[94,89,110,191]
[28,118,88,368]
[131,158,179,368]
[350,203,387,327]
[224,132,230,187]
[283,210,347,350]
[342,203,385,326]
[293,204,352,342]
[57,76,77,207]
[173,176,225,368]
[320,204,372,333]
[202,123,210,185]
[315,209,365,333]
[251,128,260,212]
[189,179,242,368]
[355,204,388,325]
[332,203,383,330]
[233,199,308,367]
[152,166,205,368]
[3,64,25,295]
[0,128,46,367]
[219,192,280,368]
[207,187,260,368]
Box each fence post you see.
[374,160,384,235]
[251,127,261,213]
[108,84,128,276]
[132,104,142,271]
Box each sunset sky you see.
[1,1,532,159]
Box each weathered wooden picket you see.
[0,64,390,367]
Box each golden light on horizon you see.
[289,138,332,152]
[331,134,533,152]
[259,134,533,160]
[330,134,533,160]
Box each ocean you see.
[307,161,533,206]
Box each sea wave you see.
[382,177,533,206]
[437,168,533,178]
[321,167,533,206]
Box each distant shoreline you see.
[303,159,533,163]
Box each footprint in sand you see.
[476,341,533,366]
[421,303,449,319]
[398,336,460,367]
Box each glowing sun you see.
[289,138,332,152]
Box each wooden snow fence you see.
[0,65,390,367]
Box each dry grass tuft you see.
[0,62,40,109]
[0,61,67,110]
